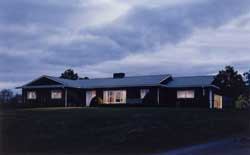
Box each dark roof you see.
[18,74,218,89]
[19,74,171,89]
[165,76,216,88]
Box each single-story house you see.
[17,73,224,109]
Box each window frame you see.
[140,89,150,99]
[51,90,62,99]
[177,90,195,99]
[27,91,37,100]
[103,90,126,104]
[214,94,223,109]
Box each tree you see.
[243,70,250,86]
[0,89,14,104]
[10,94,22,104]
[60,69,79,80]
[79,77,89,80]
[213,66,245,101]
[235,95,250,109]
[234,70,250,109]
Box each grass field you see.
[0,107,249,154]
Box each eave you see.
[160,84,220,89]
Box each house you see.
[17,73,224,109]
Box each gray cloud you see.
[0,0,81,25]
[93,0,250,51]
[0,0,250,90]
[42,0,250,67]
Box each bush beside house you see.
[90,96,103,107]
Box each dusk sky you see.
[1,0,250,90]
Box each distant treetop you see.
[79,77,89,80]
[60,69,79,80]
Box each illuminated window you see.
[140,89,150,99]
[51,90,62,99]
[177,90,195,99]
[86,90,96,106]
[103,90,126,104]
[27,91,36,99]
[214,94,223,109]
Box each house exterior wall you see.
[22,88,84,107]
[21,85,219,108]
[66,88,85,106]
[23,88,65,106]
[86,86,216,107]
[86,86,159,105]
[159,87,215,108]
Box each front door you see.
[86,90,96,106]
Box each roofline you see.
[210,85,220,89]
[173,75,215,78]
[43,76,65,85]
[17,84,162,89]
[17,85,66,89]
[18,84,220,89]
[83,84,162,89]
[84,74,170,81]
[159,74,172,83]
[161,84,220,89]
[16,75,65,89]
[16,74,219,90]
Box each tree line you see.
[0,89,22,105]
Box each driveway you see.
[158,137,250,155]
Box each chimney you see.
[79,77,89,80]
[113,73,125,79]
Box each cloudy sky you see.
[1,0,250,90]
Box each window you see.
[177,90,195,99]
[27,91,36,99]
[140,89,150,99]
[203,88,206,96]
[214,94,223,109]
[103,90,126,104]
[51,90,62,99]
[86,90,96,106]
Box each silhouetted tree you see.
[235,95,250,109]
[0,89,14,104]
[60,69,79,80]
[213,66,245,101]
[234,70,250,109]
[244,70,250,87]
[10,94,22,104]
[79,77,89,80]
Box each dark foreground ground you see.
[160,136,250,155]
[0,107,249,154]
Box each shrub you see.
[142,92,158,105]
[235,95,250,109]
[90,96,103,107]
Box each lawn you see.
[0,107,249,154]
